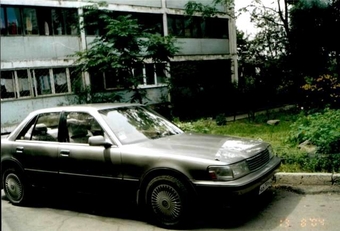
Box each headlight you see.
[208,161,250,181]
[268,145,275,159]
[208,166,233,180]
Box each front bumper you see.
[192,156,281,204]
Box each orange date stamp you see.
[280,218,325,228]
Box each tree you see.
[185,1,296,107]
[185,0,339,110]
[185,0,235,18]
[290,0,340,78]
[221,1,340,106]
[73,2,179,104]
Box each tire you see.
[3,168,29,205]
[145,175,190,228]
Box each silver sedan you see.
[1,103,281,228]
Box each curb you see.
[273,172,340,194]
[275,172,340,186]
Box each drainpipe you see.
[161,0,172,103]
[78,1,91,90]
[228,10,238,85]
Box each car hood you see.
[124,133,269,163]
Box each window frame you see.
[1,70,17,99]
[1,67,75,100]
[100,63,168,91]
[0,5,78,36]
[17,112,61,142]
[167,14,229,39]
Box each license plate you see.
[259,178,272,195]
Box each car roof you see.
[30,103,142,114]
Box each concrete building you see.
[0,0,238,133]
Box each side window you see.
[66,112,103,144]
[17,112,60,142]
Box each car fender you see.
[136,166,198,206]
[1,156,26,189]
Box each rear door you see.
[57,111,122,193]
[13,112,61,188]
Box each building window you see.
[145,64,156,85]
[1,71,16,99]
[1,67,80,100]
[167,16,185,37]
[156,63,167,84]
[91,63,167,91]
[104,70,123,89]
[167,15,229,39]
[6,7,22,35]
[68,67,81,92]
[84,11,163,36]
[0,5,78,36]
[36,7,52,36]
[89,70,104,91]
[143,63,168,85]
[1,7,6,34]
[33,69,52,95]
[130,12,163,34]
[53,68,69,93]
[204,17,229,38]
[23,8,39,35]
[52,8,77,35]
[17,70,32,97]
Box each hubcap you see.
[5,173,23,202]
[151,184,182,222]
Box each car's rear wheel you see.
[3,168,29,205]
[145,175,190,228]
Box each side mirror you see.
[88,135,112,148]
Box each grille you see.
[246,149,270,171]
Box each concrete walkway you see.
[225,104,296,122]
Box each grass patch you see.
[175,109,339,173]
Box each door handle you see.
[16,147,24,154]
[60,150,70,157]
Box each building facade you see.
[0,0,238,133]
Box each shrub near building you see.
[287,108,340,172]
[301,74,340,109]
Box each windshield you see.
[99,106,183,144]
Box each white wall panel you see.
[1,37,81,61]
[176,38,229,55]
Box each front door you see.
[57,111,122,194]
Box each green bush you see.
[285,108,340,172]
[279,150,340,173]
[215,113,227,126]
[175,119,213,134]
[287,108,340,154]
[301,74,340,109]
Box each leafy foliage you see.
[215,113,227,126]
[301,74,340,109]
[72,2,179,104]
[238,0,339,109]
[185,0,234,18]
[71,82,123,105]
[287,109,340,154]
[290,0,340,78]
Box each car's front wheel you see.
[145,175,190,228]
[3,168,29,205]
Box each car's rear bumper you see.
[192,156,281,204]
